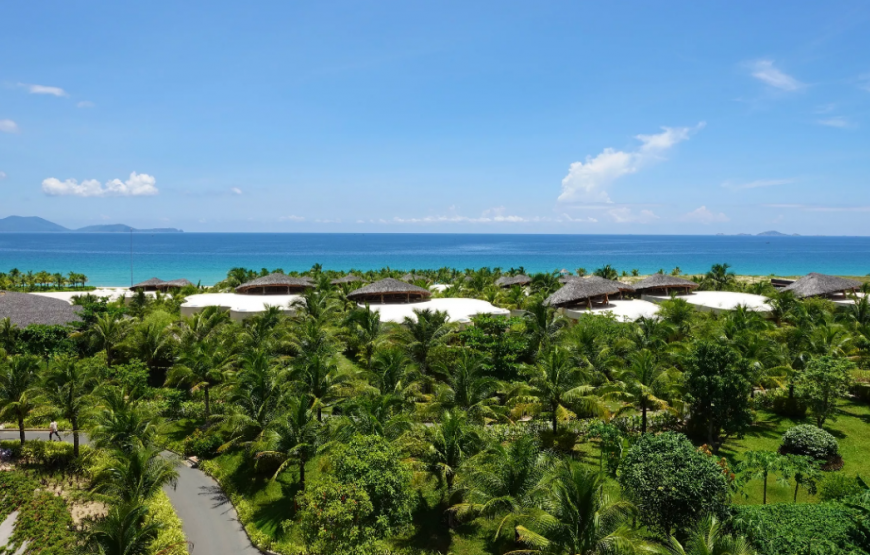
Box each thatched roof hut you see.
[544,277,622,309]
[495,274,532,288]
[633,274,699,296]
[156,279,193,291]
[559,275,635,293]
[0,291,83,327]
[331,274,365,285]
[401,273,427,283]
[782,273,861,299]
[347,278,431,304]
[130,277,164,292]
[236,273,315,295]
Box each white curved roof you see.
[563,299,660,322]
[646,291,771,312]
[32,288,156,304]
[366,297,509,324]
[181,293,301,314]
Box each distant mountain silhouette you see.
[0,215,182,233]
[757,230,799,237]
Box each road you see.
[0,431,260,555]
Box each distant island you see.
[716,230,801,237]
[0,216,183,233]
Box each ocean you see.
[1,233,869,286]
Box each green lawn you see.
[721,399,870,505]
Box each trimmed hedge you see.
[780,424,839,460]
[146,490,189,555]
[733,503,870,555]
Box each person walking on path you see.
[48,420,60,441]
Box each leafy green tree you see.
[683,342,754,450]
[738,451,789,504]
[81,312,131,366]
[296,478,376,555]
[514,461,656,555]
[460,314,528,380]
[794,355,854,428]
[330,434,415,533]
[256,396,320,490]
[782,454,821,503]
[432,349,501,423]
[0,354,40,444]
[41,355,96,457]
[667,515,756,555]
[618,432,729,537]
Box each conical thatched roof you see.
[633,273,699,293]
[331,274,365,285]
[0,291,83,327]
[130,277,164,290]
[157,278,193,289]
[783,273,861,298]
[236,273,315,293]
[560,275,635,292]
[544,277,622,307]
[496,274,532,287]
[347,278,431,302]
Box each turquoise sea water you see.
[1,233,869,286]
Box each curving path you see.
[0,431,259,555]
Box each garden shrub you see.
[820,473,863,501]
[296,477,377,555]
[780,424,839,461]
[146,490,190,555]
[618,431,729,536]
[733,503,870,555]
[182,428,223,458]
[18,324,76,357]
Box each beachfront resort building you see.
[782,273,861,302]
[495,274,532,288]
[543,276,661,322]
[180,273,314,320]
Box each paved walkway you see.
[0,431,259,555]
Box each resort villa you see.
[544,276,661,322]
[781,273,862,306]
[631,274,772,315]
[180,273,314,321]
[0,291,83,327]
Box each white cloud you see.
[279,215,305,222]
[77,101,95,108]
[558,123,703,203]
[722,178,793,190]
[42,172,158,197]
[315,218,341,223]
[560,213,598,223]
[681,206,730,224]
[0,171,6,181]
[817,117,852,128]
[748,59,804,91]
[607,207,660,224]
[0,120,20,133]
[231,187,243,195]
[20,83,68,97]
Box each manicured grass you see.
[721,399,870,505]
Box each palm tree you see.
[424,410,481,490]
[0,355,40,444]
[705,263,736,291]
[614,350,676,434]
[0,318,17,353]
[369,347,414,397]
[81,313,131,366]
[41,355,95,457]
[89,388,159,453]
[345,305,385,370]
[593,265,619,281]
[335,393,413,441]
[432,350,502,423]
[219,350,285,449]
[513,461,656,555]
[85,502,163,555]
[289,353,350,421]
[515,349,606,434]
[177,306,231,348]
[92,445,179,503]
[531,273,561,296]
[124,321,174,374]
[256,396,320,490]
[667,515,756,555]
[166,336,235,420]
[452,435,550,541]
[738,451,787,505]
[523,301,566,352]
[398,308,452,380]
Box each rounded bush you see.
[780,424,839,460]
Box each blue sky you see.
[1,2,869,234]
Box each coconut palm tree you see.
[345,304,385,370]
[0,318,17,353]
[40,355,95,457]
[85,502,163,555]
[431,350,502,423]
[368,347,415,398]
[0,354,41,444]
[89,387,159,453]
[514,349,606,434]
[705,263,736,291]
[219,350,285,450]
[614,350,678,434]
[124,321,174,375]
[666,515,756,555]
[256,396,320,490]
[593,265,619,281]
[92,445,179,503]
[513,461,657,555]
[523,301,566,352]
[452,435,551,541]
[334,393,413,441]
[398,308,452,380]
[81,313,131,366]
[177,306,231,348]
[424,410,481,490]
[288,353,351,421]
[166,336,235,421]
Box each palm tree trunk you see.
[204,386,211,420]
[317,406,322,422]
[641,405,648,435]
[299,458,306,491]
[552,408,558,435]
[72,416,80,457]
[794,482,800,502]
[762,472,768,504]
[18,415,25,445]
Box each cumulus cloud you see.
[77,101,95,108]
[817,117,852,128]
[42,172,158,197]
[748,59,804,91]
[722,178,793,190]
[279,215,305,222]
[20,83,68,97]
[0,120,20,133]
[607,207,660,224]
[231,187,243,195]
[681,206,729,224]
[558,123,703,204]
